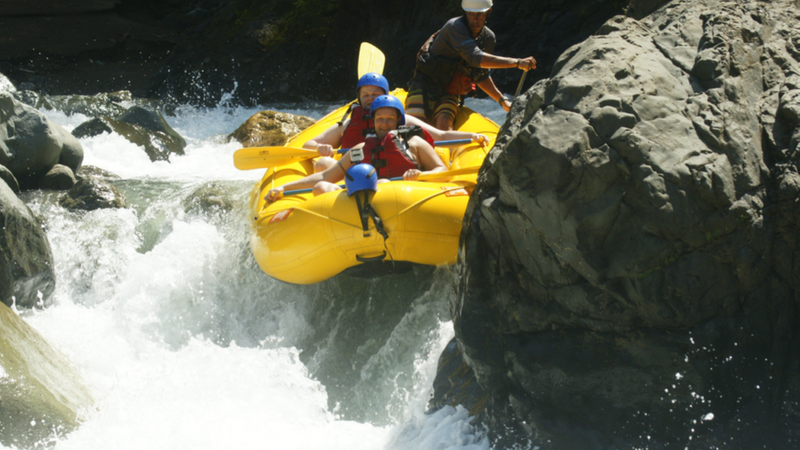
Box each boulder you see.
[0,164,18,193]
[59,177,126,211]
[182,182,235,216]
[10,90,51,110]
[40,164,77,190]
[0,179,55,309]
[0,302,94,448]
[0,71,13,93]
[0,93,83,187]
[72,106,186,162]
[44,93,128,118]
[75,164,121,183]
[455,1,800,448]
[229,110,316,148]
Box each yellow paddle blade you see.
[233,146,318,170]
[358,42,386,78]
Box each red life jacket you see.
[362,126,435,179]
[340,105,374,148]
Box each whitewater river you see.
[9,94,507,450]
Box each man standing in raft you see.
[303,73,489,172]
[406,0,537,130]
[266,95,446,202]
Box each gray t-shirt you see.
[428,16,497,68]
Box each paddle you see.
[234,139,473,170]
[514,70,528,99]
[358,42,386,78]
[275,166,481,197]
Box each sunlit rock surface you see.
[0,93,83,189]
[455,1,800,448]
[0,180,55,309]
[229,110,316,148]
[0,303,94,448]
[0,72,13,93]
[59,177,127,212]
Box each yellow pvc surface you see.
[248,89,499,284]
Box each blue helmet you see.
[345,163,378,196]
[370,95,406,126]
[356,73,389,97]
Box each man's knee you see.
[435,113,455,130]
[315,157,336,173]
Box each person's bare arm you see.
[405,115,489,146]
[478,54,536,71]
[477,77,512,111]
[266,151,354,201]
[302,121,347,156]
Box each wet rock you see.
[44,92,128,118]
[0,302,95,449]
[59,177,127,211]
[0,72,14,93]
[429,338,489,416]
[39,164,76,190]
[0,179,55,309]
[182,182,234,215]
[0,93,84,188]
[117,105,184,145]
[71,117,113,139]
[72,105,186,162]
[0,164,18,193]
[229,110,316,147]
[10,90,52,110]
[456,1,800,448]
[75,164,121,183]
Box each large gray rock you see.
[0,93,83,188]
[72,105,186,162]
[44,92,128,118]
[0,164,18,193]
[0,179,55,309]
[59,177,127,211]
[40,164,77,190]
[0,71,13,93]
[0,302,95,448]
[455,1,800,448]
[229,110,316,148]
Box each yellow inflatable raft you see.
[247,89,499,284]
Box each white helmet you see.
[462,0,492,12]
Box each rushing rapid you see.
[8,96,505,450]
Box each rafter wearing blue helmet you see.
[265,94,449,203]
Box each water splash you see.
[15,98,505,450]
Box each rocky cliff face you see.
[455,0,800,448]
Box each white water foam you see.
[10,100,502,450]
